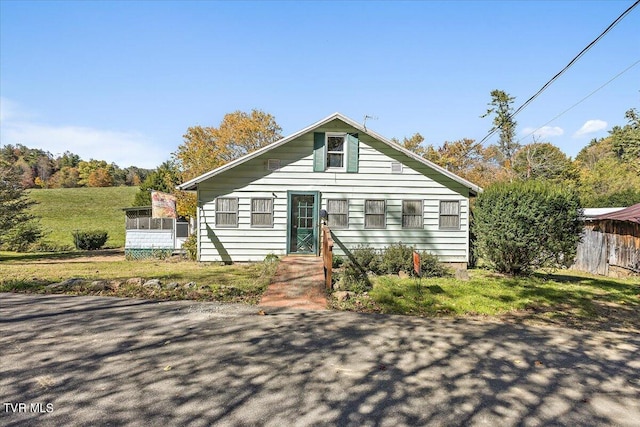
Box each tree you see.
[482,90,520,169]
[87,168,114,187]
[48,166,80,188]
[0,161,44,251]
[174,109,282,181]
[174,109,282,217]
[133,161,181,206]
[392,133,426,157]
[512,142,578,184]
[472,180,583,275]
[609,108,640,172]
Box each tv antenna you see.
[363,115,378,131]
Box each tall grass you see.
[28,187,138,248]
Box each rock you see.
[165,282,179,290]
[455,269,470,281]
[143,279,162,289]
[334,291,351,302]
[47,278,85,290]
[107,281,121,291]
[126,277,144,286]
[398,271,410,279]
[88,280,107,291]
[183,282,197,289]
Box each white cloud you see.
[573,119,608,138]
[0,98,167,169]
[521,126,564,139]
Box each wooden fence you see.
[321,225,333,290]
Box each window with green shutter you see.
[313,132,359,173]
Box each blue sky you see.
[1,0,638,169]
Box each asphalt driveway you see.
[1,293,639,426]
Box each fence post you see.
[322,225,333,290]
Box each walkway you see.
[259,256,327,310]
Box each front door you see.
[288,192,319,254]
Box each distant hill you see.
[28,187,139,249]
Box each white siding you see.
[125,230,174,250]
[197,120,471,263]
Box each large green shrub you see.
[182,233,197,261]
[380,242,414,274]
[472,180,583,275]
[73,230,109,250]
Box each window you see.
[365,200,386,229]
[216,198,238,228]
[326,134,345,169]
[391,162,403,174]
[251,198,274,227]
[439,201,460,229]
[327,199,348,229]
[402,200,423,229]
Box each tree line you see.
[394,92,639,208]
[0,144,153,189]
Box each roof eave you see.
[177,112,483,195]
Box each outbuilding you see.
[573,203,640,277]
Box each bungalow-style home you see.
[178,113,482,268]
[573,203,640,277]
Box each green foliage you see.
[351,244,382,274]
[609,108,640,172]
[380,242,414,274]
[182,233,197,261]
[133,161,181,207]
[473,180,583,275]
[417,251,449,278]
[73,230,109,250]
[482,89,520,166]
[0,162,44,250]
[1,221,45,252]
[264,253,279,263]
[331,255,344,269]
[513,142,578,184]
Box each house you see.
[178,113,482,268]
[123,206,190,259]
[573,203,640,277]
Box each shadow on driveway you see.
[1,293,639,426]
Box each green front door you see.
[288,192,318,254]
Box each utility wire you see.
[517,59,640,144]
[478,0,640,145]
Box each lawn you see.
[331,269,640,329]
[27,186,139,249]
[0,250,278,304]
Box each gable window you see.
[327,134,345,169]
[216,198,238,228]
[402,200,423,229]
[365,199,386,229]
[313,132,359,173]
[251,198,274,228]
[327,199,348,229]
[439,201,460,229]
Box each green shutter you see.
[313,132,325,172]
[346,133,359,173]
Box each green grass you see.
[332,269,640,328]
[0,251,278,304]
[28,187,139,249]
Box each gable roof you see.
[594,203,640,224]
[178,112,482,195]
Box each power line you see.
[517,59,640,144]
[478,0,640,145]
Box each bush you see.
[1,221,44,252]
[331,255,344,269]
[473,180,583,275]
[417,251,449,277]
[72,230,109,250]
[380,242,414,274]
[182,233,197,261]
[351,245,381,274]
